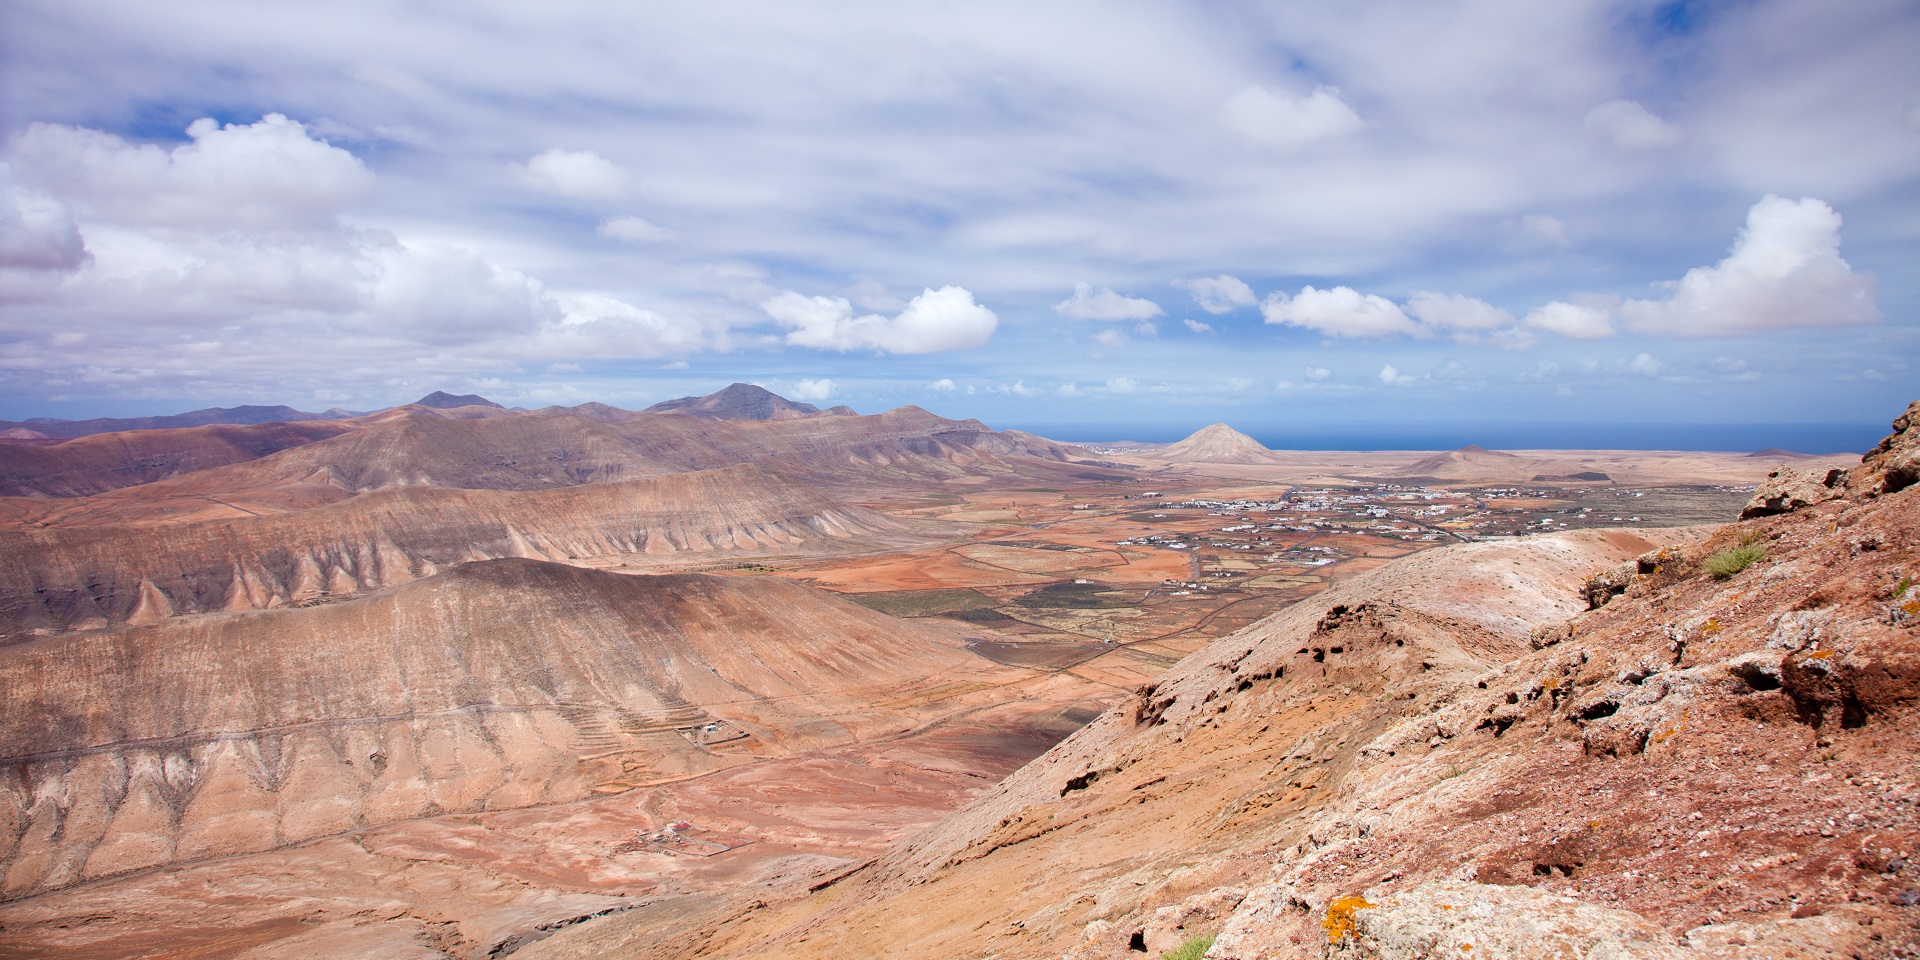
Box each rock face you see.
[0,559,1010,900]
[1741,464,1848,518]
[541,401,1920,960]
[1853,398,1920,496]
[1152,423,1276,463]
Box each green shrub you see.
[1163,933,1216,960]
[1703,542,1765,580]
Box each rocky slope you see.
[526,402,1920,960]
[0,464,942,638]
[0,559,1025,901]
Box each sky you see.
[1,1,1916,441]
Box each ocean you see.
[1012,421,1886,454]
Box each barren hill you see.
[528,404,1920,959]
[1147,423,1277,464]
[0,420,358,497]
[0,404,353,440]
[0,558,1022,899]
[0,464,943,637]
[645,383,838,420]
[20,404,1096,511]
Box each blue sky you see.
[1,1,1915,437]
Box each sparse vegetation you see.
[1162,932,1216,960]
[1704,542,1765,579]
[1896,576,1912,599]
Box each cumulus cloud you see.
[1183,318,1214,334]
[0,116,729,391]
[929,377,956,392]
[1223,85,1364,148]
[1625,353,1664,378]
[1054,281,1163,321]
[15,114,372,231]
[540,292,719,358]
[1584,99,1682,150]
[1304,365,1332,382]
[1378,363,1419,386]
[1262,285,1420,338]
[1523,298,1618,339]
[520,148,626,199]
[1173,274,1256,313]
[1405,291,1514,333]
[1092,328,1131,348]
[789,377,835,400]
[1105,377,1137,394]
[1526,196,1876,339]
[599,216,675,242]
[763,284,998,353]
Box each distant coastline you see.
[1017,420,1885,454]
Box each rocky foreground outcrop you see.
[527,404,1920,959]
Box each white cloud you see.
[1173,275,1257,314]
[1092,328,1130,348]
[1304,365,1332,382]
[1223,85,1364,148]
[1134,321,1158,336]
[1524,298,1619,339]
[1625,353,1664,378]
[1405,291,1514,333]
[1526,196,1877,339]
[15,114,372,231]
[1262,285,1420,338]
[1621,195,1877,336]
[520,148,625,200]
[599,216,675,242]
[790,377,835,401]
[1378,363,1419,386]
[541,291,719,358]
[763,284,997,354]
[1183,318,1214,334]
[1584,99,1682,150]
[1058,382,1081,398]
[929,377,956,392]
[1054,281,1163,321]
[1863,368,1888,382]
[1105,377,1137,394]
[660,359,690,370]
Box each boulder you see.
[1740,465,1846,519]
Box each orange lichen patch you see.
[1701,617,1721,635]
[1806,650,1835,660]
[1323,895,1374,944]
[1901,599,1920,617]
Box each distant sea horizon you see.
[1011,421,1886,455]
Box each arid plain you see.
[1,385,1910,960]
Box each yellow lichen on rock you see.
[1323,895,1373,944]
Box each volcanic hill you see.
[645,382,850,421]
[522,404,1920,959]
[1149,423,1278,464]
[0,464,944,637]
[0,558,1042,900]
